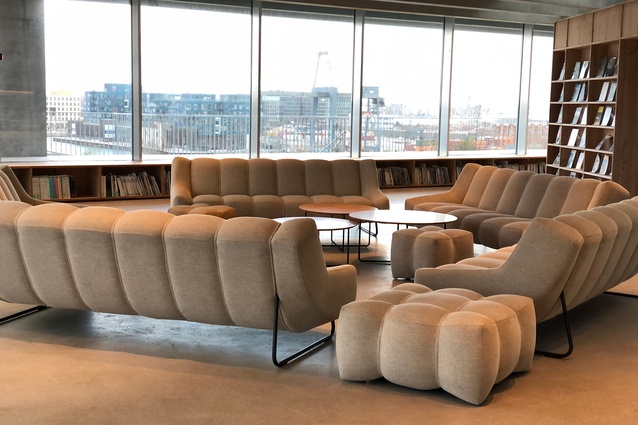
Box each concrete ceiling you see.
[285,0,628,25]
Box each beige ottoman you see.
[336,283,536,405]
[391,226,474,279]
[168,204,237,219]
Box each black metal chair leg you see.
[535,292,574,359]
[272,295,335,367]
[0,306,48,326]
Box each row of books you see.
[377,167,411,187]
[414,165,450,185]
[100,172,162,198]
[494,161,546,174]
[32,175,76,200]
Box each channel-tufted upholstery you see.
[412,197,638,323]
[405,164,630,248]
[0,202,357,355]
[337,283,535,405]
[170,156,389,217]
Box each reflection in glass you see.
[449,25,522,154]
[260,9,354,156]
[362,17,443,155]
[141,1,251,158]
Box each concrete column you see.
[0,0,46,158]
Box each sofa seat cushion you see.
[192,194,224,205]
[336,284,535,405]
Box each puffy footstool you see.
[391,226,474,279]
[168,204,237,219]
[336,283,535,405]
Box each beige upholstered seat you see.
[170,156,389,217]
[337,283,535,405]
[405,164,630,248]
[0,201,357,365]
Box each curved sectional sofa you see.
[0,201,357,366]
[405,163,629,249]
[170,156,389,218]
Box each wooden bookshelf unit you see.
[547,0,638,196]
[8,161,172,202]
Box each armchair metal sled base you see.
[272,295,335,367]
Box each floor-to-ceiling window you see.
[140,1,251,158]
[260,6,354,157]
[361,15,444,156]
[44,0,132,159]
[527,29,554,151]
[4,0,554,162]
[448,23,523,155]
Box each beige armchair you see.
[0,165,47,205]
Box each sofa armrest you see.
[170,157,194,206]
[404,163,482,210]
[415,218,585,320]
[359,159,390,209]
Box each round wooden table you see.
[348,209,458,263]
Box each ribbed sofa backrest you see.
[477,168,516,210]
[248,158,279,196]
[514,173,555,218]
[461,165,498,207]
[0,202,337,332]
[535,176,576,218]
[305,159,335,196]
[0,166,22,202]
[190,157,221,197]
[332,159,361,196]
[220,158,249,196]
[277,158,306,196]
[495,170,535,214]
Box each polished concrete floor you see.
[2,190,638,424]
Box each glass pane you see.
[141,1,251,158]
[44,0,132,159]
[260,8,354,157]
[527,31,553,153]
[362,18,443,156]
[449,25,522,155]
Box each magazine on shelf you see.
[571,83,582,101]
[594,135,613,152]
[578,129,587,148]
[598,81,610,101]
[591,154,601,173]
[558,63,566,80]
[552,153,561,166]
[566,150,576,168]
[593,106,605,125]
[604,57,618,77]
[607,81,617,102]
[602,107,614,126]
[566,128,580,146]
[571,61,582,79]
[554,127,562,144]
[575,152,585,170]
[578,60,589,79]
[596,57,608,77]
[571,107,583,124]
[577,83,587,101]
[580,106,588,125]
[599,155,610,175]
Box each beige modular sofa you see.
[0,201,357,366]
[410,196,638,357]
[170,156,389,218]
[405,164,630,249]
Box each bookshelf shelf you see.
[546,0,638,195]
